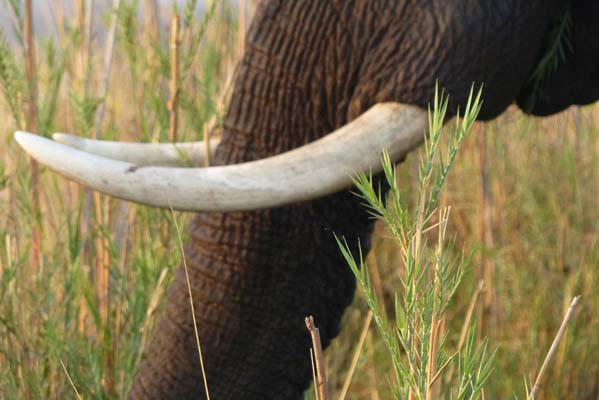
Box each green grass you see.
[1,1,598,399]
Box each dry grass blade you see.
[169,204,211,400]
[339,310,374,400]
[458,280,485,350]
[306,316,329,400]
[59,358,83,400]
[529,295,581,399]
[136,268,169,364]
[429,351,457,388]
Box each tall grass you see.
[0,1,597,399]
[323,105,598,399]
[0,0,236,398]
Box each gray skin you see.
[129,1,599,398]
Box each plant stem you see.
[529,295,581,399]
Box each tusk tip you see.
[14,131,53,157]
[14,131,36,146]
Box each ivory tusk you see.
[52,133,221,167]
[15,103,428,212]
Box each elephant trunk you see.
[129,194,375,399]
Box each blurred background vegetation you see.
[0,1,597,399]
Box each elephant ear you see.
[517,0,599,116]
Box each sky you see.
[0,1,212,44]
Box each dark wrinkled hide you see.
[130,1,599,398]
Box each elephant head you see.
[14,1,599,398]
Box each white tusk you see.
[15,103,428,212]
[52,133,220,167]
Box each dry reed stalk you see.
[24,0,40,275]
[408,388,415,400]
[203,123,212,167]
[476,124,497,336]
[93,192,114,395]
[76,0,85,38]
[90,0,120,310]
[310,349,319,400]
[238,0,246,57]
[144,0,159,43]
[425,207,450,400]
[75,0,95,336]
[426,301,440,397]
[93,191,109,322]
[162,13,181,243]
[529,295,581,399]
[407,169,431,400]
[555,285,575,378]
[426,317,445,398]
[168,14,180,142]
[143,0,161,87]
[75,0,93,335]
[77,265,89,332]
[85,0,120,394]
[339,311,374,400]
[306,316,329,400]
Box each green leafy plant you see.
[338,85,496,399]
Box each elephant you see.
[14,0,599,398]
